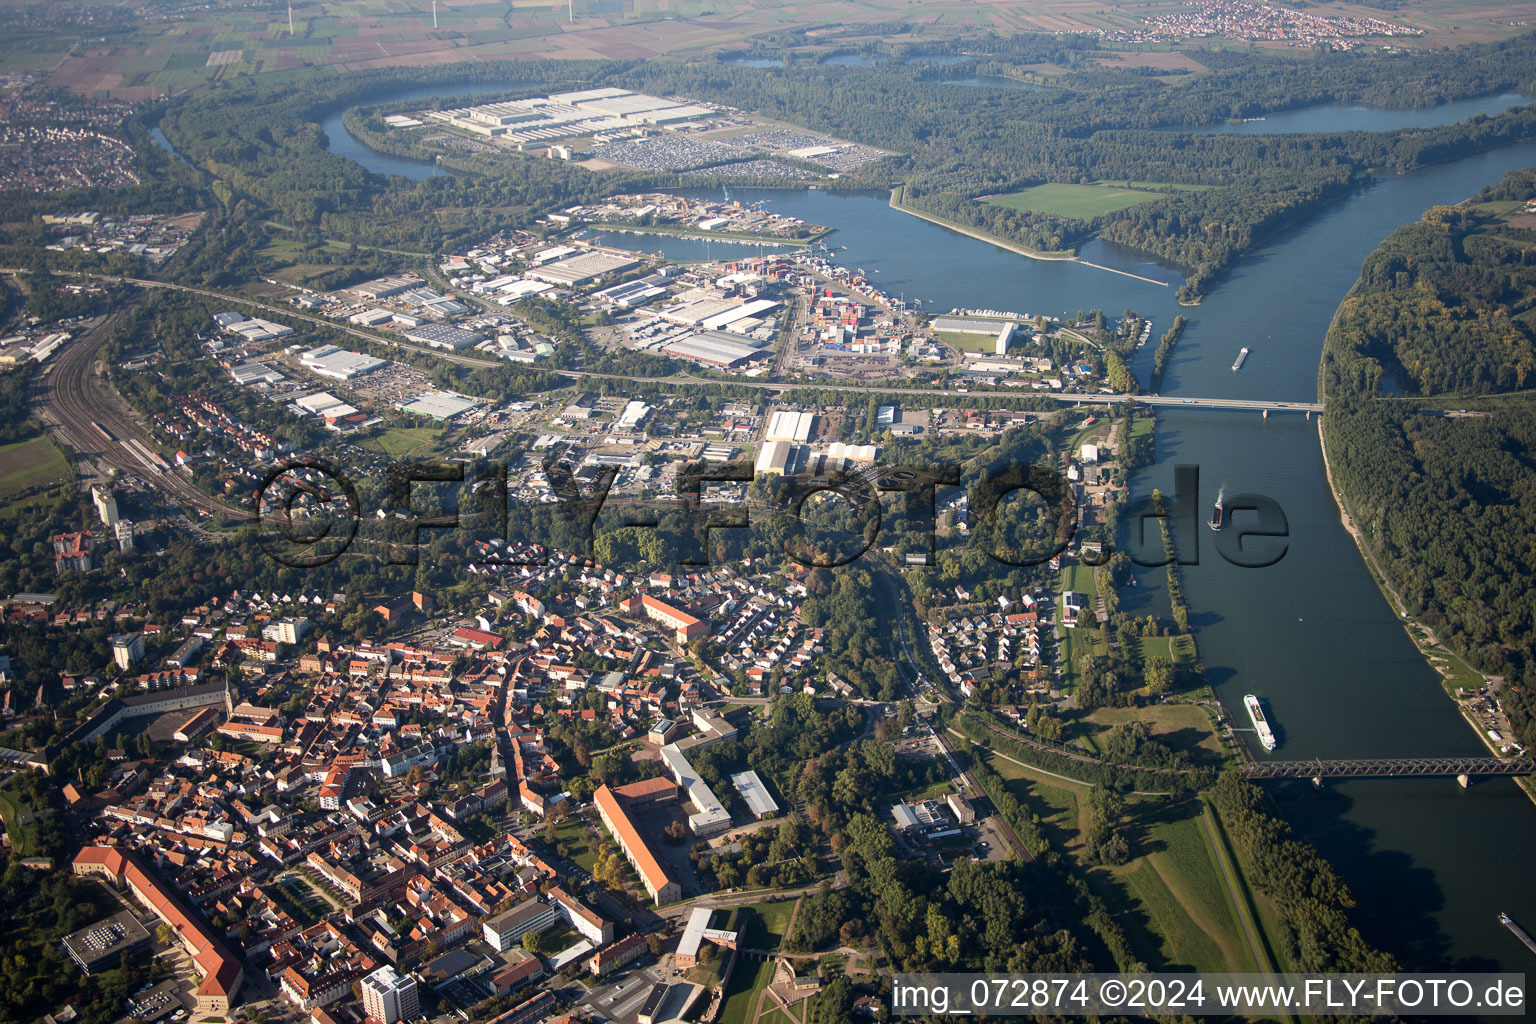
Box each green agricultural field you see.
[1062,561,1099,600]
[1468,200,1525,217]
[0,436,70,501]
[983,183,1161,219]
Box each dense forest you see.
[1208,774,1398,973]
[1321,166,1536,747]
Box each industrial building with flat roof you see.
[931,316,1017,334]
[524,251,638,287]
[659,331,764,369]
[405,323,486,351]
[594,278,667,308]
[300,345,386,380]
[230,361,285,385]
[764,409,816,443]
[398,390,480,420]
[214,311,294,342]
[349,274,421,299]
[549,88,715,124]
[730,770,780,819]
[653,297,778,329]
[294,391,359,422]
[754,439,797,477]
[753,440,874,477]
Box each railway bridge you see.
[1241,756,1536,780]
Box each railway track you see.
[28,314,253,523]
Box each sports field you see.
[983,183,1162,220]
[0,436,71,500]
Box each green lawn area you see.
[1134,633,1198,666]
[1105,800,1256,972]
[0,782,39,857]
[1202,796,1291,975]
[886,776,956,804]
[0,436,70,500]
[1065,415,1114,455]
[743,898,797,951]
[1095,179,1216,192]
[366,426,445,460]
[1468,200,1525,217]
[1062,562,1099,601]
[718,956,775,1024]
[1057,623,1108,692]
[987,753,1254,972]
[933,328,1003,353]
[552,816,598,874]
[1059,561,1106,691]
[1070,703,1228,766]
[988,751,1084,849]
[687,946,730,988]
[1405,622,1487,695]
[983,183,1161,219]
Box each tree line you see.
[1321,174,1536,745]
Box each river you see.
[1183,91,1533,135]
[313,81,528,180]
[622,153,1536,984]
[220,80,1536,980]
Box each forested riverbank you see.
[133,31,1536,303]
[1320,165,1536,752]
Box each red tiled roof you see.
[594,785,675,896]
[73,846,242,998]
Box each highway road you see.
[10,269,1324,414]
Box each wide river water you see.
[297,88,1536,981]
